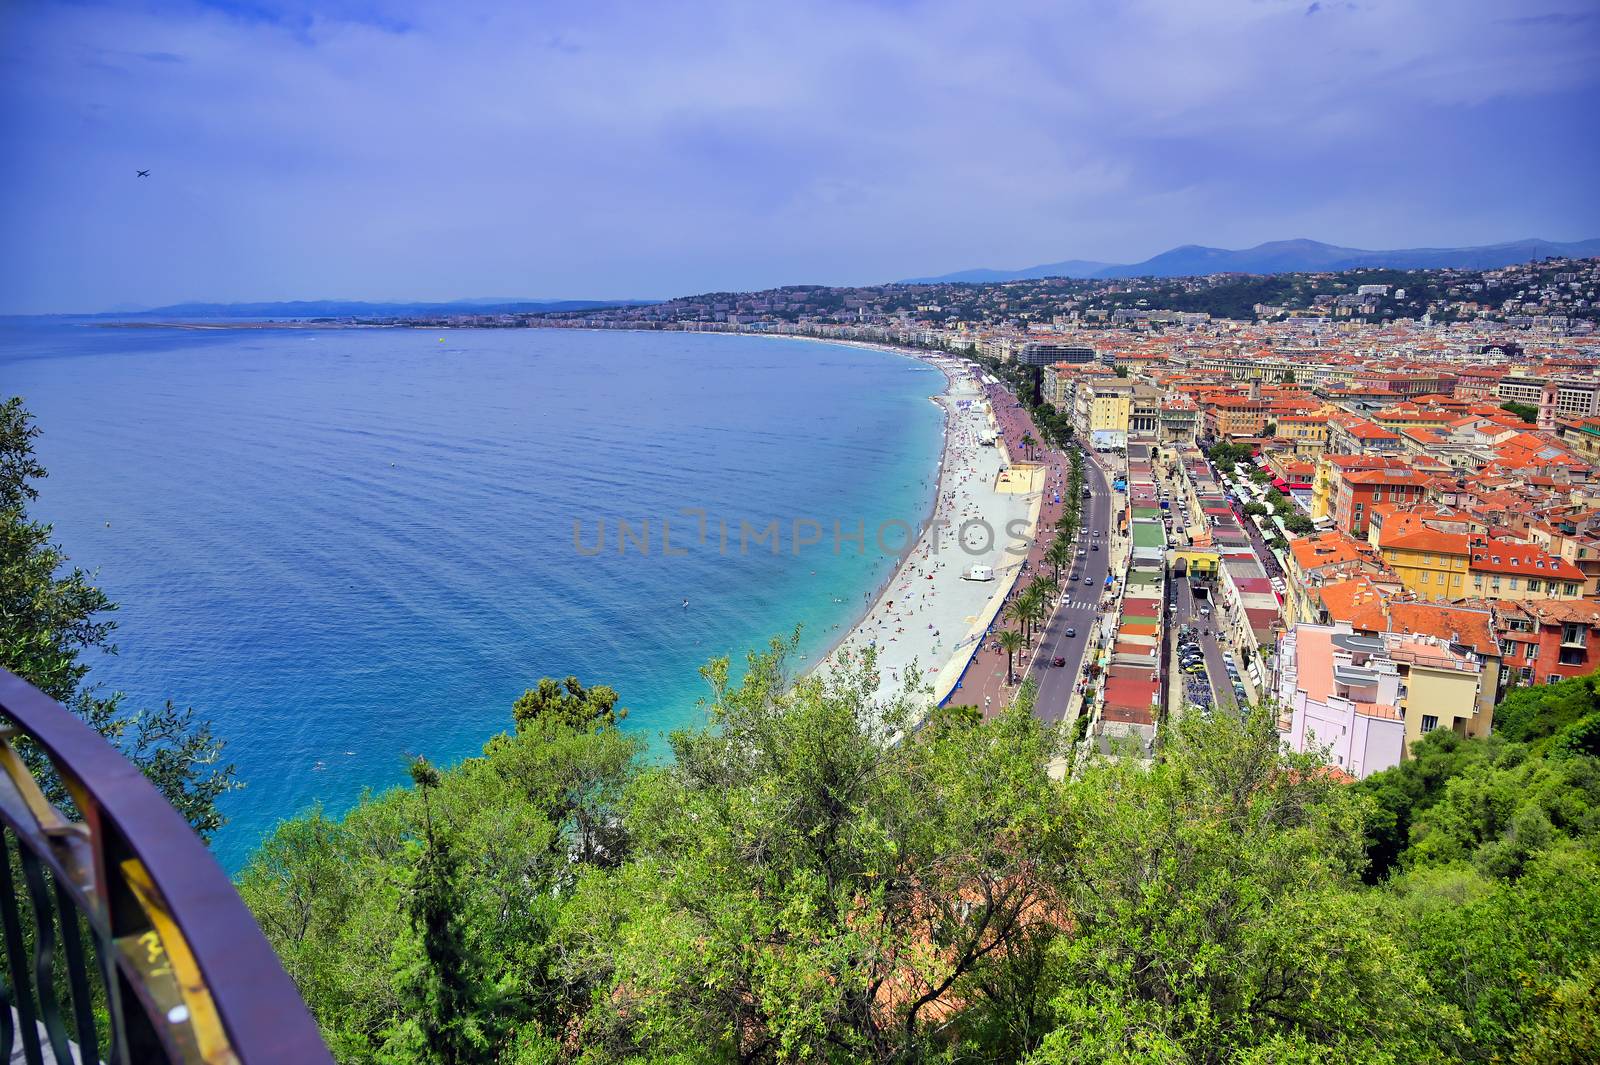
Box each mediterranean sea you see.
[0,321,945,869]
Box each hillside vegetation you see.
[240,644,1600,1064]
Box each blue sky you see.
[1,0,1597,313]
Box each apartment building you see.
[1496,599,1600,688]
[1466,542,1586,601]
[1276,622,1492,779]
[1074,378,1133,449]
[1333,467,1434,537]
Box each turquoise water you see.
[0,322,944,869]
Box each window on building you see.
[1560,646,1587,666]
[1521,666,1535,681]
[1491,577,1502,591]
[1563,623,1588,647]
[1528,579,1542,592]
[1421,714,1439,734]
[1567,583,1582,596]
[1509,577,1520,590]
[1549,674,1564,685]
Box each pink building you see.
[1274,624,1406,780]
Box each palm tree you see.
[1057,509,1080,543]
[997,629,1025,684]
[1021,431,1036,461]
[1003,597,1030,641]
[1017,584,1048,642]
[1046,536,1073,586]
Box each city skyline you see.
[2,0,1598,314]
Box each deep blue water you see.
[0,322,943,869]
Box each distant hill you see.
[901,259,1116,284]
[900,237,1600,284]
[96,298,656,318]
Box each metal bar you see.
[0,968,14,1064]
[94,924,129,1065]
[0,830,45,1065]
[0,669,332,1064]
[18,847,74,1065]
[55,880,100,1065]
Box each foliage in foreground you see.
[242,638,1600,1063]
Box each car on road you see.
[1065,627,1076,638]
[1051,656,1066,667]
[1084,576,1095,585]
[1091,544,1099,551]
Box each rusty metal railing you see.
[0,669,331,1065]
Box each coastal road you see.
[956,385,1079,717]
[1026,448,1112,723]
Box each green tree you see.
[0,396,236,838]
[1206,440,1254,474]
[1030,709,1445,1064]
[1494,672,1600,744]
[1046,536,1073,588]
[559,640,1061,1063]
[382,757,497,1065]
[1393,847,1600,1062]
[511,675,626,732]
[239,680,641,1060]
[998,628,1026,683]
[1501,400,1539,424]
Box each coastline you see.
[811,362,1037,713]
[747,333,1044,716]
[807,353,958,671]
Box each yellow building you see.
[1376,530,1471,602]
[1274,414,1330,457]
[1075,380,1132,448]
[1310,454,1336,523]
[1467,542,1587,602]
[1394,639,1492,753]
[1372,513,1588,604]
[1170,547,1220,579]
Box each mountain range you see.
[95,297,656,318]
[899,237,1600,285]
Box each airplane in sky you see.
[136,169,149,177]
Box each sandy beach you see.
[818,360,1040,713]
